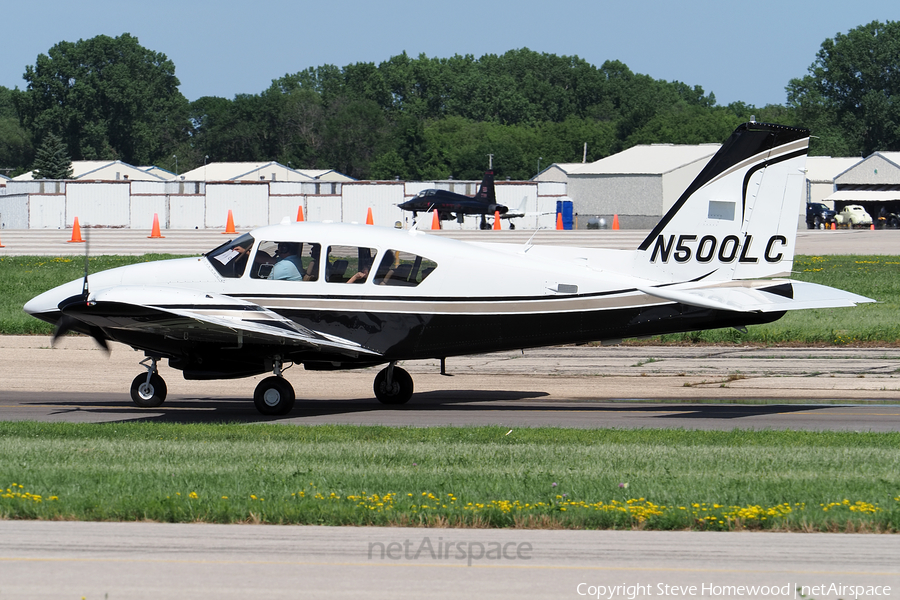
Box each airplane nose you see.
[23,279,84,319]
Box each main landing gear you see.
[128,355,412,413]
[130,356,167,407]
[253,357,295,416]
[373,362,413,405]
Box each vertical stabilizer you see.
[633,123,809,283]
[474,170,496,205]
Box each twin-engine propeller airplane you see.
[398,170,508,229]
[25,122,873,415]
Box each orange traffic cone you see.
[366,207,374,225]
[871,223,875,230]
[831,222,836,230]
[556,213,563,230]
[296,205,305,222]
[68,217,85,243]
[493,210,502,230]
[223,209,237,234]
[148,213,165,238]
[612,214,620,230]
[431,209,441,230]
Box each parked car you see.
[835,205,873,228]
[806,203,836,229]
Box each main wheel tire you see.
[373,366,414,405]
[130,373,167,407]
[253,376,295,415]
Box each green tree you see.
[787,20,900,156]
[31,132,73,179]
[0,86,33,175]
[16,33,190,165]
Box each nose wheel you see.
[130,356,167,407]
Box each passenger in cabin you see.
[269,242,304,281]
[347,260,372,283]
[304,245,321,281]
[374,250,396,285]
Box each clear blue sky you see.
[2,0,896,107]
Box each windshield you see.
[206,233,256,278]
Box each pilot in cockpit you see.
[269,242,304,281]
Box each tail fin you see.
[634,122,809,283]
[474,170,496,204]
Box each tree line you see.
[1,22,899,181]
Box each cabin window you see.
[207,234,256,278]
[252,241,322,281]
[372,250,438,287]
[326,245,378,283]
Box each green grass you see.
[645,255,900,345]
[3,253,898,342]
[0,254,189,334]
[2,422,898,531]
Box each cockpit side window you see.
[206,233,256,278]
[326,245,377,283]
[372,250,438,287]
[252,241,321,281]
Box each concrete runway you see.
[1,521,897,600]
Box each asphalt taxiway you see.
[2,336,899,430]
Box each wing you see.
[636,279,875,313]
[64,285,378,358]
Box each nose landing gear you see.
[130,356,167,407]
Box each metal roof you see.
[178,162,313,182]
[804,157,862,183]
[13,160,167,181]
[572,144,721,176]
[825,190,900,202]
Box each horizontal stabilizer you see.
[637,280,874,313]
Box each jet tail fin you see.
[633,122,809,283]
[474,170,496,205]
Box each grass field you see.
[0,254,186,334]
[1,423,898,532]
[3,253,898,342]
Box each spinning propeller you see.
[51,224,109,353]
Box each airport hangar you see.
[5,147,900,231]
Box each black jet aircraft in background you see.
[398,170,508,229]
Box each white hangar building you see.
[565,143,721,229]
[804,157,862,205]
[826,153,900,216]
[13,160,167,182]
[178,162,354,183]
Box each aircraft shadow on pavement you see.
[9,390,834,425]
